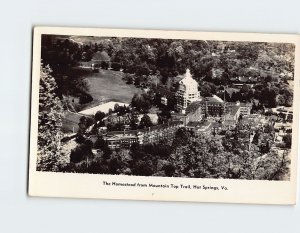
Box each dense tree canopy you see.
[37,64,65,171]
[42,35,295,111]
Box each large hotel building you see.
[175,69,201,113]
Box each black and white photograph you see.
[3,1,300,232]
[36,31,295,180]
[28,27,299,204]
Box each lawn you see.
[80,69,142,110]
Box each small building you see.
[161,96,168,106]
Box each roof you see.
[226,101,252,107]
[223,119,237,125]
[179,69,198,87]
[202,95,224,104]
[226,106,240,116]
[211,122,222,128]
[225,88,239,97]
[106,130,137,136]
[185,101,202,114]
[139,121,183,132]
[239,102,252,107]
[106,121,184,136]
[104,135,137,141]
[238,76,249,82]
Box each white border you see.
[29,27,300,204]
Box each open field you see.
[80,69,142,110]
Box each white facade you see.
[176,69,201,112]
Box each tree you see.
[172,127,191,147]
[139,114,153,129]
[158,108,171,124]
[94,137,112,159]
[41,36,93,99]
[79,93,93,104]
[78,116,94,135]
[282,133,292,149]
[131,159,154,176]
[129,111,139,130]
[199,83,212,97]
[254,150,290,180]
[131,93,152,113]
[168,131,290,180]
[169,135,228,178]
[70,140,93,164]
[95,111,106,126]
[37,64,65,171]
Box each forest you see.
[41,35,295,109]
[62,122,290,180]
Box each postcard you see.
[29,26,299,204]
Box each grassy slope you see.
[80,69,142,110]
[62,69,142,133]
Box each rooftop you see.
[202,95,224,104]
[106,121,184,136]
[179,69,198,87]
[185,101,202,114]
[225,105,240,116]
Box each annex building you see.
[103,121,183,149]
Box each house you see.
[161,97,168,106]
